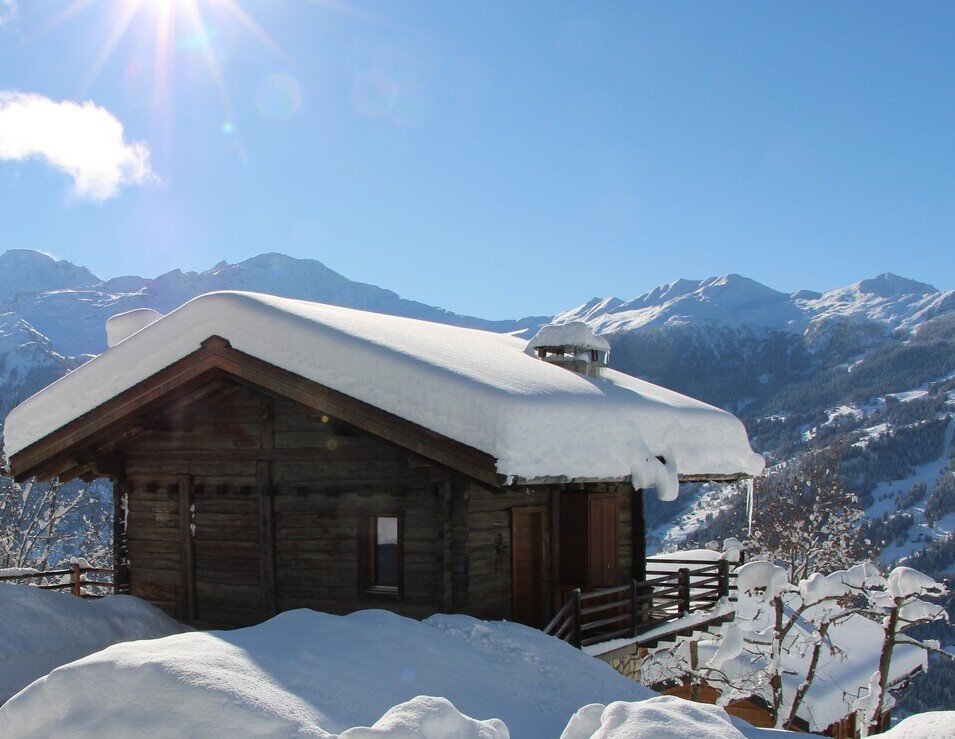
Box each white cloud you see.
[0,1,17,26]
[0,91,155,201]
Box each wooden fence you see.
[0,564,114,598]
[544,558,735,648]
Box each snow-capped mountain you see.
[556,272,955,337]
[0,250,546,408]
[556,275,805,332]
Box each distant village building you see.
[4,292,763,629]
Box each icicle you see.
[746,477,755,538]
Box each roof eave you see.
[506,471,755,488]
[7,336,503,489]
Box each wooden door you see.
[588,494,619,587]
[511,507,547,628]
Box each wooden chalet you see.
[4,293,763,630]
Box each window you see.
[363,515,400,593]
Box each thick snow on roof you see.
[105,307,162,348]
[4,291,763,489]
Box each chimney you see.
[106,308,164,348]
[526,322,610,378]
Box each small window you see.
[364,515,400,592]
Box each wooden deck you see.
[543,557,736,649]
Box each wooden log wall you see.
[123,479,180,618]
[120,382,459,625]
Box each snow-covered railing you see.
[544,559,735,649]
[0,564,114,598]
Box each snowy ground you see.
[881,711,955,738]
[0,584,186,703]
[2,585,953,737]
[0,585,782,737]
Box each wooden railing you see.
[0,564,114,598]
[544,558,735,649]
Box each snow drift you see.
[0,608,653,737]
[0,584,186,703]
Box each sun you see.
[37,0,289,128]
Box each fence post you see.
[678,567,691,614]
[718,559,729,598]
[573,589,582,649]
[71,563,82,597]
[635,580,653,630]
[631,580,638,637]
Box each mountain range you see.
[1,248,953,575]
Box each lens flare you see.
[255,73,303,120]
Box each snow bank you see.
[5,292,763,488]
[340,697,506,739]
[561,696,748,739]
[881,711,955,738]
[0,584,186,703]
[0,609,653,737]
[0,599,864,738]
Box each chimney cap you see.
[526,321,610,354]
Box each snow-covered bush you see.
[641,560,948,733]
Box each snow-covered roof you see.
[3,291,763,492]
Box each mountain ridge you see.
[556,272,954,337]
[0,250,549,363]
[7,250,952,348]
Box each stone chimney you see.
[526,322,610,378]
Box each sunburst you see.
[34,0,291,128]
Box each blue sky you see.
[1,1,953,319]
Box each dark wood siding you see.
[111,376,643,629]
[124,481,180,618]
[120,382,451,625]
